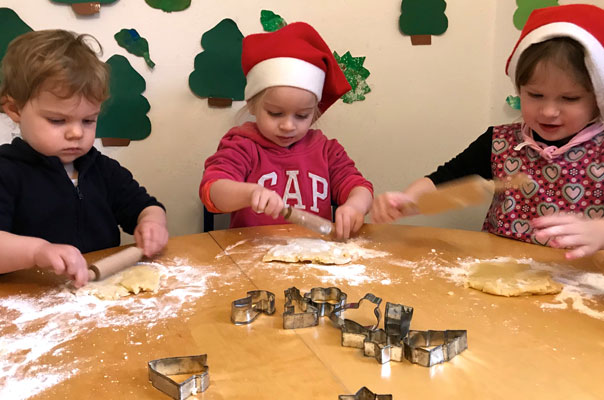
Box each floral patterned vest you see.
[483,123,604,245]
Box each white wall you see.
[1,0,600,240]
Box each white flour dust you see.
[219,237,390,262]
[0,257,226,400]
[431,256,604,321]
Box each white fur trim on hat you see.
[508,22,604,117]
[244,57,326,101]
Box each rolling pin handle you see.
[88,268,99,282]
[87,247,144,281]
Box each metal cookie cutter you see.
[330,293,382,330]
[330,293,382,348]
[363,302,413,363]
[403,329,468,367]
[384,302,413,340]
[148,354,209,399]
[231,290,275,325]
[339,386,393,400]
[283,287,319,329]
[363,329,403,364]
[303,286,347,317]
[339,318,374,348]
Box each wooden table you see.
[1,224,603,399]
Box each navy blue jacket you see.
[0,138,164,253]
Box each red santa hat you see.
[241,22,351,113]
[506,4,604,117]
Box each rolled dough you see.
[465,261,562,297]
[263,238,353,265]
[76,265,160,300]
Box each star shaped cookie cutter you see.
[339,386,393,400]
[148,354,209,399]
[403,329,468,367]
[231,290,276,325]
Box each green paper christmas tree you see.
[0,8,32,64]
[334,51,371,104]
[51,0,118,16]
[260,10,287,32]
[145,0,190,13]
[513,0,559,30]
[96,55,151,146]
[115,29,155,69]
[189,19,246,107]
[399,0,448,45]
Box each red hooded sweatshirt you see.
[200,122,373,228]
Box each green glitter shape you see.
[260,10,287,32]
[506,95,521,110]
[145,0,190,12]
[0,8,32,64]
[399,0,448,36]
[114,29,155,69]
[334,51,371,104]
[96,55,151,140]
[513,0,559,30]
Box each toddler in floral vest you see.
[372,4,604,260]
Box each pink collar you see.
[514,122,603,161]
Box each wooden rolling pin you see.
[87,246,144,281]
[281,206,333,236]
[415,173,531,215]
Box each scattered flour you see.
[302,263,384,286]
[0,257,227,400]
[217,237,390,263]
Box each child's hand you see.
[334,204,365,240]
[135,220,169,258]
[371,192,418,224]
[250,186,284,219]
[533,214,604,259]
[33,243,89,288]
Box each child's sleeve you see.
[0,160,16,231]
[427,127,494,185]
[101,156,165,234]
[199,136,256,213]
[326,139,373,205]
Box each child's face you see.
[250,86,317,147]
[520,60,598,141]
[5,88,100,164]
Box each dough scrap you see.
[465,261,562,297]
[263,238,353,265]
[77,265,160,300]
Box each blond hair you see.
[0,29,109,110]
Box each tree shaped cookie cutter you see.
[362,302,414,363]
[231,290,276,325]
[283,287,320,329]
[148,354,209,399]
[403,329,468,367]
[339,386,393,400]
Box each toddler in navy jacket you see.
[0,30,168,287]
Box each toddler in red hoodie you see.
[200,22,373,239]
